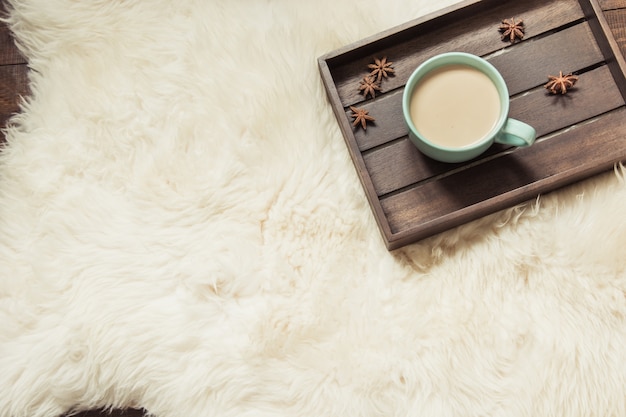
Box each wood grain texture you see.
[319,0,626,249]
[604,9,626,57]
[0,63,28,129]
[381,106,626,246]
[599,0,626,10]
[364,65,624,198]
[0,25,25,66]
[350,21,605,152]
[0,0,27,141]
[328,0,586,108]
[0,0,25,65]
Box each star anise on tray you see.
[544,71,579,94]
[358,75,382,99]
[349,106,375,130]
[368,56,395,82]
[499,17,525,43]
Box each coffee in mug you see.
[402,52,536,163]
[408,64,500,148]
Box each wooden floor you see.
[0,1,625,417]
[0,3,28,136]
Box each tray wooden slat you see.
[320,0,626,250]
[331,0,586,108]
[488,23,602,95]
[0,64,28,130]
[381,107,626,243]
[0,0,25,66]
[350,21,604,152]
[364,65,624,198]
[599,0,626,9]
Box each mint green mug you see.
[402,52,536,163]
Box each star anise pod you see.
[358,75,382,99]
[544,71,579,94]
[368,56,395,82]
[499,18,525,43]
[349,106,375,130]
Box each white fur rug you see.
[2,1,626,416]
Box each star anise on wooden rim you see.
[368,56,395,82]
[499,18,525,43]
[358,75,382,99]
[349,106,375,130]
[544,71,579,94]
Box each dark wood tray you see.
[318,0,626,250]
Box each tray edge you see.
[316,0,480,63]
[318,0,626,250]
[318,58,395,245]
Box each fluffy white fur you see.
[1,1,626,416]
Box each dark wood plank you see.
[488,23,603,95]
[328,0,586,108]
[0,0,25,65]
[319,0,626,249]
[0,25,24,66]
[380,107,626,248]
[364,65,624,197]
[0,63,28,130]
[347,91,405,152]
[509,65,623,137]
[350,21,605,152]
[604,9,626,57]
[599,0,626,10]
[0,1,28,141]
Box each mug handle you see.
[495,118,536,148]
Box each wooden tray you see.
[318,0,626,250]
